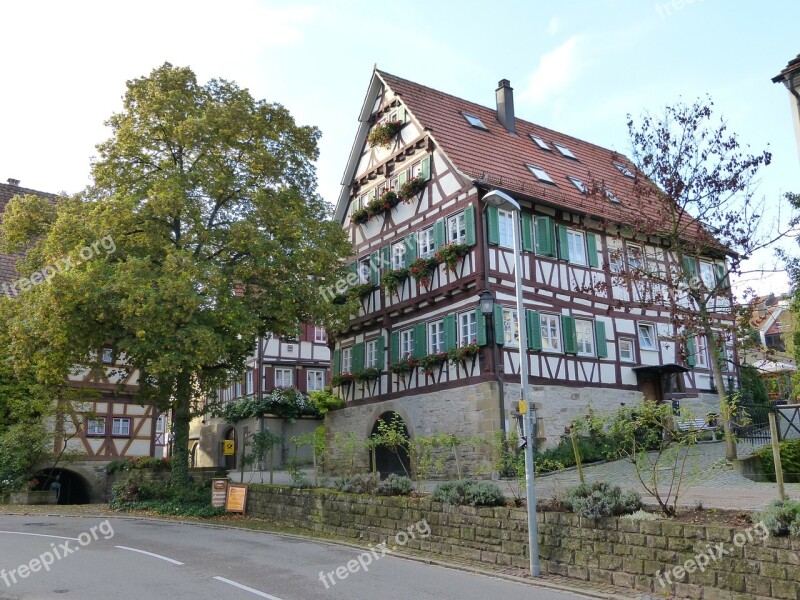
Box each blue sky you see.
[1,0,798,293]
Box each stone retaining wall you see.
[246,486,800,599]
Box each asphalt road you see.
[0,515,597,600]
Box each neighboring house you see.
[326,71,736,474]
[772,53,800,162]
[0,179,165,501]
[190,325,331,470]
[745,293,797,401]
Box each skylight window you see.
[530,135,551,151]
[568,176,586,193]
[526,164,554,184]
[462,112,488,130]
[554,143,577,160]
[613,162,635,178]
[604,188,621,203]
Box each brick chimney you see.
[6,178,19,186]
[495,79,516,134]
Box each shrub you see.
[375,474,413,496]
[756,500,800,536]
[534,458,565,476]
[110,477,224,518]
[564,482,642,520]
[334,473,380,495]
[758,438,800,483]
[431,480,505,507]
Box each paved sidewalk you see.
[232,441,799,511]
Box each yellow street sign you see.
[223,439,235,456]
[518,400,527,414]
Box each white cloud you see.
[518,37,581,106]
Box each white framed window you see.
[235,381,242,398]
[400,329,414,357]
[418,227,435,258]
[498,209,514,248]
[619,339,635,362]
[448,211,466,244]
[613,162,635,177]
[87,418,106,436]
[358,258,371,284]
[540,314,562,352]
[459,311,477,346]
[502,308,519,347]
[112,417,131,437]
[314,326,327,343]
[554,142,577,159]
[275,368,293,388]
[366,339,378,368]
[567,230,586,265]
[695,335,709,368]
[389,176,399,191]
[526,164,555,184]
[156,414,167,434]
[341,347,352,373]
[246,370,254,395]
[462,112,488,130]
[102,347,113,364]
[567,176,586,193]
[392,241,406,270]
[410,160,422,179]
[307,370,325,392]
[627,244,643,272]
[428,320,445,354]
[604,188,620,203]
[699,261,715,291]
[638,323,657,351]
[575,320,594,357]
[530,135,551,150]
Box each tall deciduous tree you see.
[0,64,353,484]
[590,98,778,461]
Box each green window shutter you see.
[535,216,554,256]
[348,261,357,276]
[475,307,487,346]
[526,310,542,350]
[562,315,577,354]
[521,213,533,252]
[375,335,386,371]
[444,314,457,350]
[595,321,608,358]
[397,107,406,122]
[586,233,599,268]
[494,305,505,345]
[686,337,696,368]
[464,204,477,246]
[352,342,365,372]
[487,205,500,245]
[404,234,417,267]
[369,251,380,285]
[434,219,446,249]
[420,155,431,181]
[333,349,341,374]
[715,263,728,289]
[683,256,697,280]
[413,323,427,358]
[398,170,408,186]
[557,225,570,261]
[390,331,400,362]
[381,245,391,271]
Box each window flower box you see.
[409,256,440,288]
[365,190,400,218]
[398,175,426,202]
[349,282,377,301]
[351,207,369,225]
[389,354,419,376]
[368,120,403,148]
[353,367,381,383]
[419,351,450,376]
[448,341,480,365]
[435,242,471,272]
[331,373,354,387]
[381,268,410,296]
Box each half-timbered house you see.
[190,325,331,469]
[0,179,165,501]
[326,71,736,474]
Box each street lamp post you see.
[482,189,540,578]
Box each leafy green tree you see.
[0,63,353,485]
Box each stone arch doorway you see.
[35,468,91,505]
[223,428,237,470]
[370,412,410,478]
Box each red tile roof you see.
[376,71,710,242]
[0,182,58,286]
[772,53,800,83]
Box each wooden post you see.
[570,428,584,485]
[269,446,274,485]
[768,412,786,501]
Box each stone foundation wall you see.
[247,486,800,600]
